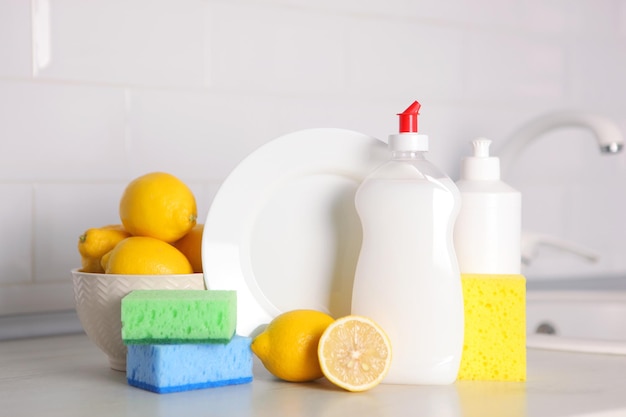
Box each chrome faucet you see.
[496,110,624,266]
[498,110,624,176]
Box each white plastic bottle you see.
[454,138,521,274]
[350,101,464,385]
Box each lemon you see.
[78,224,130,273]
[173,224,204,273]
[119,172,197,243]
[318,315,392,392]
[99,250,113,272]
[251,310,334,382]
[103,236,193,275]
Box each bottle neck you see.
[391,150,426,160]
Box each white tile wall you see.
[465,31,566,102]
[345,18,466,102]
[0,185,32,285]
[0,80,128,181]
[0,0,31,78]
[1,0,626,315]
[33,0,208,87]
[209,3,348,96]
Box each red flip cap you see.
[398,101,421,133]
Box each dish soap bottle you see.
[454,138,526,382]
[454,138,521,274]
[350,101,464,385]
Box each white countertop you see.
[1,333,626,417]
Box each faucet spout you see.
[497,110,624,174]
[601,141,623,154]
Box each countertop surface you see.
[1,333,626,417]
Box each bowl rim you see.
[70,267,203,278]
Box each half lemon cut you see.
[318,315,392,392]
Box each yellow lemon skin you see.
[119,172,197,243]
[78,224,130,273]
[103,236,193,275]
[99,250,113,272]
[251,310,334,382]
[173,224,204,273]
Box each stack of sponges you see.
[121,289,253,393]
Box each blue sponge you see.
[126,335,253,394]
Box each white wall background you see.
[1,0,626,315]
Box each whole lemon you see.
[103,236,193,275]
[119,172,197,243]
[251,310,334,382]
[173,224,204,273]
[78,224,130,273]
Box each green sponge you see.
[121,290,236,345]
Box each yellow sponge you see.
[458,274,526,381]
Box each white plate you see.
[201,128,388,336]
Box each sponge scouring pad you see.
[121,290,236,344]
[127,335,253,393]
[458,274,526,381]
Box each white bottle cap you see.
[460,138,500,181]
[388,133,429,152]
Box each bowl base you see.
[109,357,126,372]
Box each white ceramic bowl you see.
[71,268,205,371]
